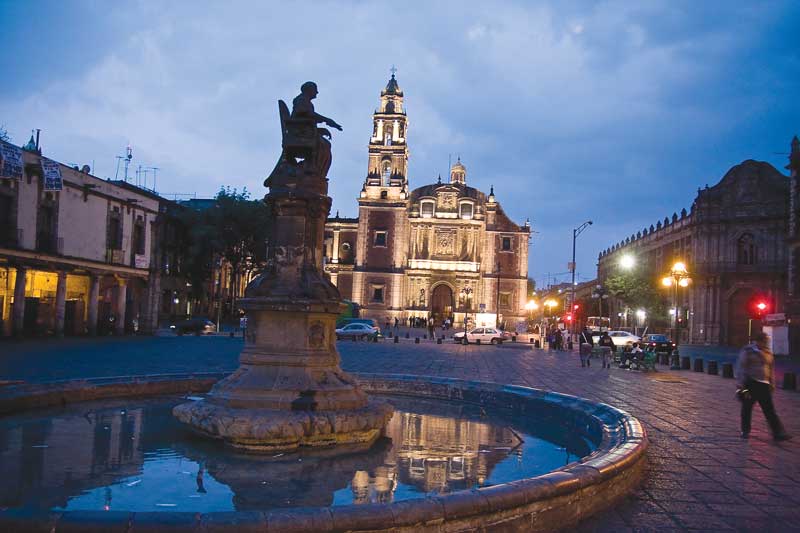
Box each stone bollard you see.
[680,356,691,370]
[388,331,393,338]
[476,339,481,345]
[415,337,420,344]
[783,372,797,391]
[693,358,704,372]
[394,335,399,344]
[721,362,734,378]
[405,332,409,339]
[373,335,378,343]
[670,349,682,370]
[535,339,540,348]
[437,338,442,344]
[529,337,534,344]
[512,336,517,342]
[423,334,428,340]
[707,360,718,375]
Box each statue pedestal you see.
[173,300,392,452]
[174,106,392,452]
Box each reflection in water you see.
[0,396,593,512]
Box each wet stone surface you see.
[1,335,799,530]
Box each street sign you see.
[567,262,575,272]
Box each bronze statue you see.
[267,82,342,183]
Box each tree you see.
[527,278,536,298]
[606,272,668,322]
[177,187,270,319]
[0,125,9,142]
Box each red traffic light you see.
[566,314,573,322]
[747,296,771,320]
[573,304,579,310]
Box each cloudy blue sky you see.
[1,1,798,287]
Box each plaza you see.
[1,335,799,530]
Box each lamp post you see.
[661,261,691,369]
[461,286,473,342]
[525,299,538,343]
[544,298,557,347]
[591,285,609,322]
[570,221,593,343]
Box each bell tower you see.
[361,69,409,201]
[352,70,411,321]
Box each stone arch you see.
[430,282,456,325]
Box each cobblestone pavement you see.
[1,336,799,531]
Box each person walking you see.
[597,331,615,369]
[736,332,791,441]
[580,328,594,367]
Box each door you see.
[728,289,757,347]
[430,284,454,325]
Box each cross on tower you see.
[390,65,397,77]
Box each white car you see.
[453,327,506,345]
[335,323,380,340]
[592,330,641,347]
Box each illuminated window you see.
[374,231,387,247]
[421,200,435,218]
[501,236,512,251]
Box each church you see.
[323,74,531,328]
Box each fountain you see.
[0,83,648,532]
[173,82,393,452]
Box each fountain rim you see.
[0,372,647,532]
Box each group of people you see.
[578,328,616,368]
[546,328,570,351]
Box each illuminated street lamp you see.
[661,261,691,368]
[620,254,636,270]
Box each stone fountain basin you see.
[0,372,646,533]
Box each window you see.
[372,287,384,302]
[374,231,387,247]
[421,200,435,218]
[380,190,388,199]
[460,202,473,219]
[108,212,122,250]
[499,292,511,308]
[737,234,756,265]
[382,161,391,184]
[133,221,145,255]
[501,236,512,251]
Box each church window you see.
[374,231,387,247]
[382,162,391,184]
[737,234,757,265]
[460,202,473,220]
[421,200,435,218]
[380,190,388,199]
[499,292,511,308]
[371,286,384,303]
[501,236,512,251]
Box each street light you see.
[570,220,593,344]
[620,254,636,270]
[661,260,691,368]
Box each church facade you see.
[323,75,530,328]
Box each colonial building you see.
[597,159,789,347]
[784,137,800,352]
[324,75,530,327]
[0,137,188,337]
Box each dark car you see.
[171,317,217,335]
[641,334,676,352]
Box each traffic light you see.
[747,295,771,320]
[565,314,573,322]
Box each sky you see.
[1,0,798,287]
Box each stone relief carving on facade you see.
[436,230,456,256]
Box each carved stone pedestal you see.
[174,91,392,453]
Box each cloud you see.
[1,0,797,284]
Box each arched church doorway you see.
[727,288,759,347]
[430,284,454,325]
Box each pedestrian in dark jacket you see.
[598,332,615,369]
[580,328,594,367]
[736,332,791,441]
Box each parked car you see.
[453,327,506,345]
[336,317,380,329]
[592,330,641,347]
[335,322,380,340]
[641,334,676,352]
[171,317,217,335]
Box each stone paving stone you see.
[2,337,799,532]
